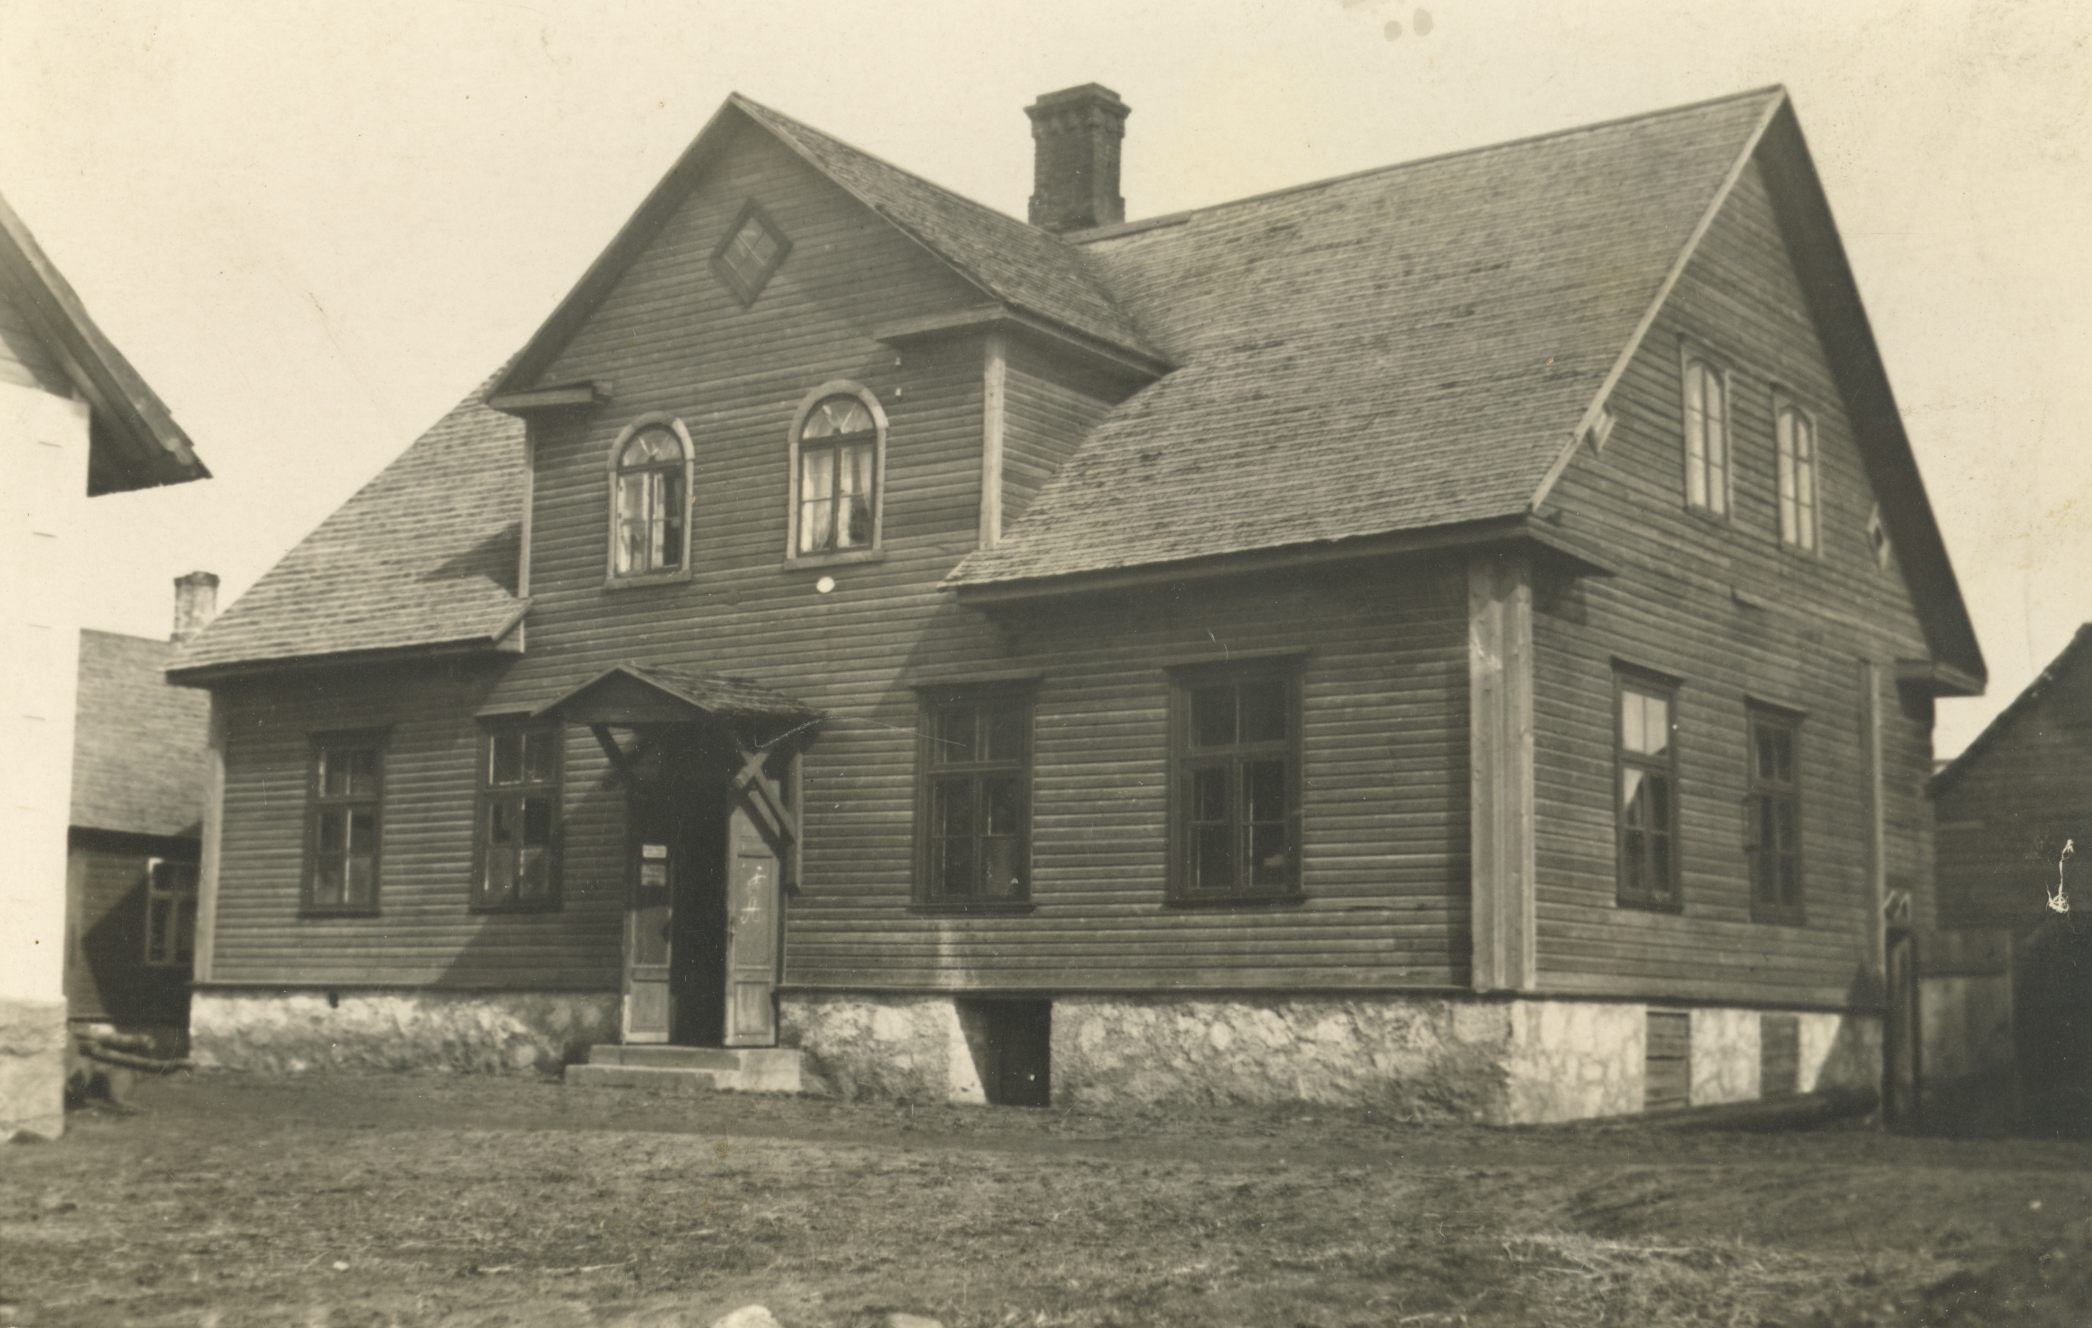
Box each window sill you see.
[1615,895,1684,915]
[470,901,565,916]
[909,900,1036,916]
[300,907,381,920]
[784,548,886,571]
[604,568,693,591]
[1163,891,1307,910]
[1683,504,1733,527]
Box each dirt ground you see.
[2,1074,2088,1328]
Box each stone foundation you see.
[191,989,620,1075]
[0,998,67,1141]
[782,991,1883,1124]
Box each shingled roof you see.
[167,378,526,679]
[180,86,1981,686]
[948,89,1783,587]
[73,630,211,838]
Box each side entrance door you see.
[723,793,783,1046]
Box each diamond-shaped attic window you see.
[712,202,790,307]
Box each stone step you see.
[567,1046,805,1095]
[588,1044,744,1071]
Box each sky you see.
[1,0,2086,758]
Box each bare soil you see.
[2,1073,2088,1327]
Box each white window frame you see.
[1773,391,1821,554]
[604,414,696,586]
[785,380,889,565]
[1679,341,1733,519]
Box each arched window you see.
[1682,352,1729,516]
[790,384,886,556]
[1774,397,1818,552]
[608,416,693,579]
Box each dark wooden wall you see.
[208,123,1476,995]
[1934,658,2092,933]
[999,338,1122,527]
[67,829,197,1024]
[1531,152,1937,1009]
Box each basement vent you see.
[961,999,1052,1108]
[1761,1013,1801,1098]
[1644,1009,1690,1111]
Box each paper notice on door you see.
[639,863,668,887]
[641,843,668,860]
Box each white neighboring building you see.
[1,189,207,1140]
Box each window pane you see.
[1239,679,1287,743]
[1642,695,1669,757]
[1249,823,1291,888]
[1245,759,1288,824]
[1191,764,1231,822]
[523,730,557,783]
[1621,767,1646,829]
[937,836,976,897]
[349,808,378,854]
[313,859,344,906]
[983,706,1026,762]
[491,731,523,786]
[146,897,171,963]
[1190,685,1235,747]
[317,808,346,854]
[645,471,669,569]
[1779,855,1800,907]
[518,846,550,901]
[175,899,196,964]
[981,838,1022,898]
[1645,774,1671,835]
[1193,825,1235,892]
[1648,832,1673,896]
[348,750,376,796]
[800,498,834,553]
[840,492,873,548]
[490,799,518,845]
[523,796,554,847]
[983,778,1024,837]
[617,518,645,574]
[932,706,976,766]
[1621,693,1646,753]
[1623,829,1646,897]
[345,855,375,907]
[933,779,975,838]
[319,750,345,798]
[485,844,516,898]
[615,470,647,521]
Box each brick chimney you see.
[1025,84,1130,233]
[172,571,219,644]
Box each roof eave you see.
[948,516,1606,605]
[167,602,529,688]
[876,304,1172,379]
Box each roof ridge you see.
[1073,85,1789,244]
[81,627,171,646]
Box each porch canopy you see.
[535,662,820,875]
[532,661,820,731]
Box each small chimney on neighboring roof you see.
[1025,83,1130,233]
[172,571,219,644]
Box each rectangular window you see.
[917,688,1033,907]
[143,858,198,969]
[1170,660,1302,902]
[305,733,385,914]
[1746,707,1803,923]
[475,723,563,911]
[1682,350,1730,517]
[1617,671,1680,910]
[1775,397,1819,551]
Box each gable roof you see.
[72,630,211,838]
[0,188,208,494]
[495,94,1161,397]
[167,377,526,680]
[1931,626,2092,796]
[947,89,1784,590]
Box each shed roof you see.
[1931,626,2092,796]
[72,630,211,838]
[167,378,525,679]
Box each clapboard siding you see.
[66,830,196,1023]
[1000,338,1122,526]
[0,279,68,393]
[1532,153,1936,1009]
[210,657,625,988]
[1934,656,2092,933]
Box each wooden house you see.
[169,85,1981,1122]
[65,576,218,1058]
[1930,630,2092,1134]
[2,188,208,1140]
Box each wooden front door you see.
[621,738,733,1046]
[723,794,783,1046]
[623,828,675,1044]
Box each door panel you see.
[623,838,674,1043]
[724,797,782,1047]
